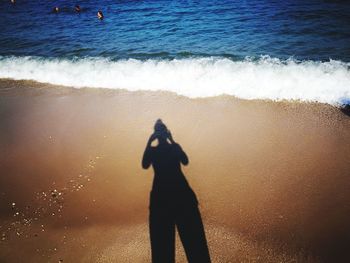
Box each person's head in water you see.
[97,10,104,20]
[75,5,81,12]
[53,6,59,13]
[154,119,170,143]
[10,0,15,4]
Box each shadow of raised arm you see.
[142,137,154,169]
[175,143,189,165]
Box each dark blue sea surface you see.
[1,0,350,61]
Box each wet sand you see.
[0,79,349,262]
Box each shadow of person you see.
[142,119,211,263]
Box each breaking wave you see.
[0,56,349,105]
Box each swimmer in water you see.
[75,5,81,13]
[53,7,59,13]
[97,10,104,20]
[11,0,15,4]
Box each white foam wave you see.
[0,56,349,105]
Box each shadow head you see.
[154,119,169,140]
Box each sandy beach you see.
[0,79,350,262]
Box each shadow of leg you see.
[149,207,176,263]
[176,195,211,263]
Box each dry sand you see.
[0,79,349,262]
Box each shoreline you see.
[0,78,348,108]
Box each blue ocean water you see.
[0,0,349,104]
[1,0,350,60]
